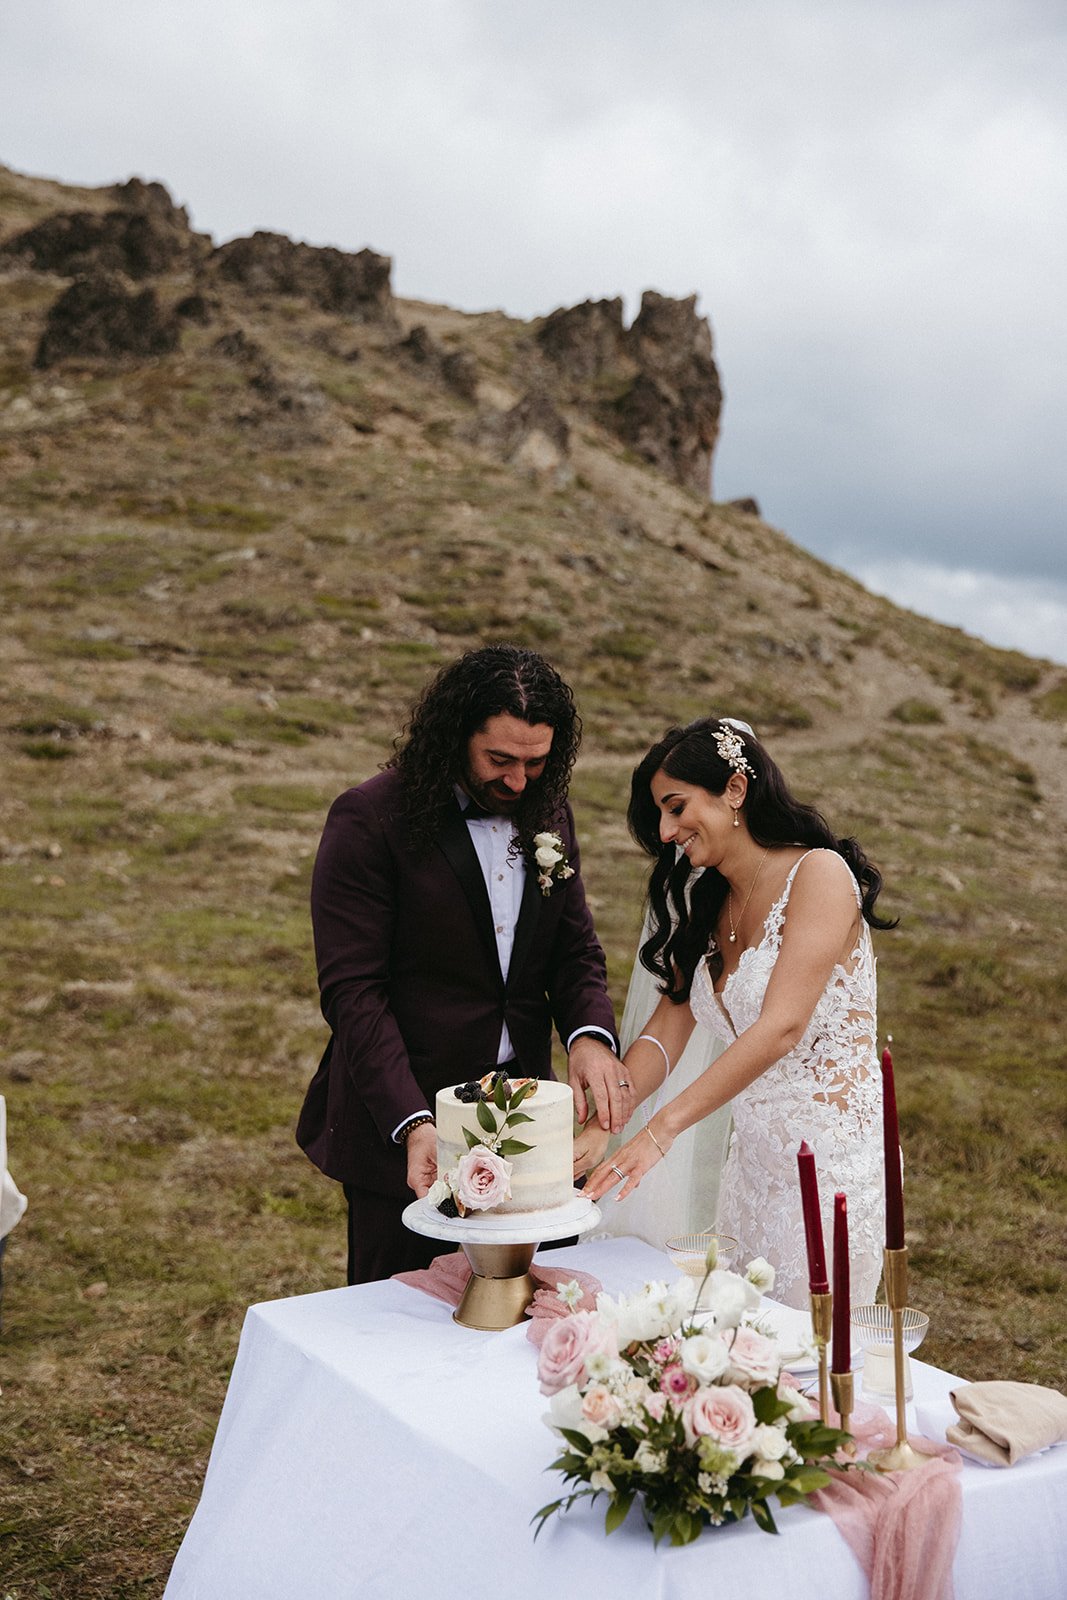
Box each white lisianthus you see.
[589,1469,614,1492]
[426,1178,451,1208]
[679,1333,730,1384]
[744,1257,776,1295]
[700,1269,761,1330]
[751,1423,790,1462]
[749,1458,786,1481]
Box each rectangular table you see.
[164,1237,1067,1599]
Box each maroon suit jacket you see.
[296,769,618,1198]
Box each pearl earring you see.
[732,807,740,827]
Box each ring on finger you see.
[610,1164,625,1180]
[617,1079,630,1088]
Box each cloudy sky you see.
[3,0,1065,662]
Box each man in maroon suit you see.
[297,645,630,1283]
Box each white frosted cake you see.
[433,1073,575,1216]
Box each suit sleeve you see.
[311,788,430,1146]
[545,806,619,1051]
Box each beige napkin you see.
[947,1380,1067,1467]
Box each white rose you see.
[751,1423,790,1461]
[744,1257,776,1295]
[750,1458,785,1481]
[534,843,563,869]
[679,1333,730,1385]
[426,1178,451,1208]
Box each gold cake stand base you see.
[454,1242,538,1330]
[401,1195,602,1334]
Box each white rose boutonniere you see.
[532,831,575,896]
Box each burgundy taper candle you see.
[832,1192,851,1373]
[797,1140,828,1293]
[880,1047,905,1249]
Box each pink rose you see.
[537,1312,618,1396]
[581,1383,623,1430]
[681,1384,757,1452]
[645,1391,668,1423]
[659,1363,696,1406]
[725,1326,780,1388]
[652,1337,679,1365]
[454,1147,513,1211]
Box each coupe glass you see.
[665,1232,739,1278]
[850,1304,930,1399]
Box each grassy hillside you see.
[1,165,1064,1597]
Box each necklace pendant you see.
[728,932,737,944]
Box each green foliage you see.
[890,698,943,725]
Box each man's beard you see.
[462,770,534,817]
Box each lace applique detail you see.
[691,850,884,1309]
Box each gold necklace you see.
[727,846,770,944]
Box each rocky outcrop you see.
[537,290,722,494]
[536,298,627,383]
[478,389,570,476]
[2,179,206,280]
[399,324,478,400]
[34,274,181,367]
[210,232,394,322]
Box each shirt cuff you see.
[392,1110,433,1144]
[566,1026,617,1055]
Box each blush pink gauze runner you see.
[392,1252,602,1343]
[808,1399,963,1600]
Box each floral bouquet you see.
[534,1248,850,1545]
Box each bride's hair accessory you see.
[713,720,755,780]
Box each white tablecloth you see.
[164,1237,1067,1600]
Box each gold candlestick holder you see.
[830,1370,855,1454]
[868,1246,927,1472]
[810,1291,832,1424]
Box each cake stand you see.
[402,1193,601,1331]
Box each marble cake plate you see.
[403,1192,600,1248]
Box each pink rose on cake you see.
[454,1146,513,1211]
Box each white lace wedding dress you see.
[690,849,885,1310]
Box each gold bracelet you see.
[645,1126,666,1159]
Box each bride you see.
[582,716,896,1309]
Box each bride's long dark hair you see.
[628,717,896,1004]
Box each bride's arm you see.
[573,995,696,1174]
[585,853,861,1199]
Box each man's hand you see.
[572,1121,610,1180]
[567,1034,634,1134]
[404,1122,437,1198]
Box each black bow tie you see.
[462,795,504,822]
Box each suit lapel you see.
[436,802,505,989]
[507,850,542,993]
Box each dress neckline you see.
[709,849,815,999]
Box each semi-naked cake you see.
[433,1073,575,1216]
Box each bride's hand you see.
[584,1121,673,1202]
[572,1123,610,1180]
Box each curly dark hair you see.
[628,716,896,1003]
[386,645,581,851]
